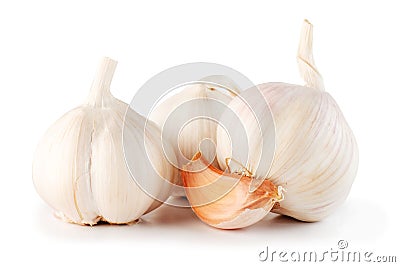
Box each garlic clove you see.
[33,108,100,225]
[181,152,283,229]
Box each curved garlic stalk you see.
[33,57,176,225]
[297,19,325,91]
[217,20,358,222]
[181,152,283,229]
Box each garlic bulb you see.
[149,79,239,195]
[181,152,283,229]
[216,20,358,222]
[33,57,176,225]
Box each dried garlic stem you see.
[87,57,118,107]
[297,19,325,91]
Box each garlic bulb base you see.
[54,211,143,226]
[53,211,101,226]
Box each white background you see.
[1,0,399,266]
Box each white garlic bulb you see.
[33,57,176,225]
[149,79,239,195]
[216,20,358,222]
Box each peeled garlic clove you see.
[216,20,358,222]
[149,81,239,196]
[181,152,283,229]
[33,57,176,225]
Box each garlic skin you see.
[149,80,239,195]
[33,57,176,225]
[216,20,358,222]
[181,152,283,229]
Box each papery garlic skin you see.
[33,57,176,225]
[181,152,283,229]
[216,20,358,222]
